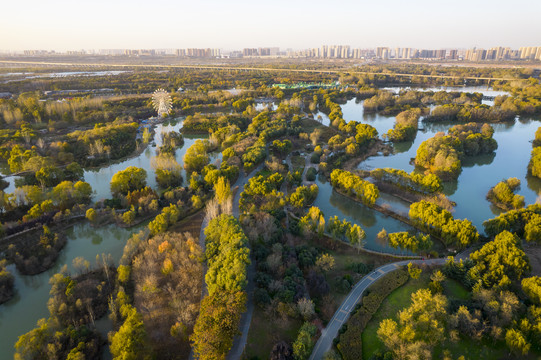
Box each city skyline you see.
[13,45,541,62]
[1,0,540,51]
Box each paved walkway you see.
[227,160,265,360]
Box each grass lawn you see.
[362,271,433,359]
[299,118,338,142]
[244,305,303,360]
[291,155,305,170]
[168,210,205,237]
[361,268,510,360]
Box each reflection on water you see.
[392,140,415,154]
[0,222,145,360]
[382,86,509,105]
[313,176,414,254]
[83,118,221,201]
[360,115,541,232]
[461,153,497,168]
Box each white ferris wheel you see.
[152,89,172,117]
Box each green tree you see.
[110,166,147,197]
[468,230,530,290]
[522,276,541,305]
[315,253,335,273]
[151,154,182,188]
[86,208,96,223]
[214,176,232,205]
[183,140,209,173]
[292,322,317,360]
[407,262,422,279]
[191,291,246,360]
[299,207,325,237]
[505,328,530,356]
[109,305,150,360]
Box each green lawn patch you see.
[361,271,431,359]
[244,305,302,360]
[360,269,508,360]
[291,155,306,170]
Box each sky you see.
[1,0,540,51]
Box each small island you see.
[487,177,525,210]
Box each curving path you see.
[227,157,267,360]
[309,251,470,360]
[190,155,265,360]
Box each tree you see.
[346,224,366,251]
[315,253,335,273]
[191,291,246,360]
[148,204,180,235]
[522,276,541,305]
[378,289,448,359]
[142,127,152,144]
[36,166,64,187]
[529,147,541,179]
[109,305,150,360]
[204,214,250,295]
[292,322,317,360]
[270,341,294,360]
[330,169,379,206]
[407,262,422,279]
[297,298,315,321]
[505,328,530,356]
[388,232,432,253]
[110,166,147,197]
[214,176,232,205]
[525,214,541,243]
[299,207,325,237]
[85,208,96,223]
[151,154,182,188]
[468,230,530,290]
[184,140,210,173]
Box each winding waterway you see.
[312,176,415,254]
[0,117,212,360]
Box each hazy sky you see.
[1,0,540,51]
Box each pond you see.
[314,98,413,136]
[382,85,509,106]
[1,118,221,200]
[84,118,221,201]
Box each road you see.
[309,253,470,360]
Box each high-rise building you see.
[376,47,388,58]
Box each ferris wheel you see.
[152,89,172,117]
